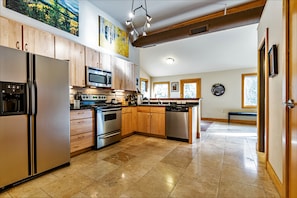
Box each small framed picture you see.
[268,44,278,77]
[171,82,179,92]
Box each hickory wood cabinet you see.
[0,16,55,57]
[0,16,22,50]
[137,106,165,136]
[112,56,136,91]
[85,47,100,68]
[70,109,95,155]
[55,36,85,87]
[23,25,55,58]
[85,47,112,71]
[121,106,138,137]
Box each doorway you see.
[258,42,266,152]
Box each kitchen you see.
[1,0,290,197]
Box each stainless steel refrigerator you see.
[0,45,70,190]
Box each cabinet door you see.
[85,47,100,68]
[150,112,165,136]
[23,25,55,58]
[0,17,22,50]
[122,112,132,136]
[99,52,111,71]
[55,36,70,60]
[132,107,138,131]
[125,62,136,91]
[137,112,150,133]
[112,57,125,90]
[69,42,85,87]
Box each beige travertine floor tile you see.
[0,122,280,198]
[41,172,95,197]
[169,175,219,198]
[218,180,266,198]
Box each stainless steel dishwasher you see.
[165,105,189,141]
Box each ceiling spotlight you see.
[126,20,132,25]
[146,14,152,22]
[146,22,151,28]
[142,31,147,36]
[128,12,134,18]
[166,58,175,65]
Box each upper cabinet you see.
[23,25,55,58]
[55,36,85,87]
[99,52,112,71]
[0,17,22,50]
[85,47,100,68]
[112,56,125,90]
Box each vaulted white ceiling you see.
[88,0,259,77]
[140,23,258,77]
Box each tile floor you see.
[0,122,280,198]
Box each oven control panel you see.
[81,94,106,101]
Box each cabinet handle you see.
[16,41,20,49]
[24,43,28,51]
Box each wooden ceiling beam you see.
[132,0,266,47]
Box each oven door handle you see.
[100,107,122,112]
[99,131,121,139]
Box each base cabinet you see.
[122,107,137,136]
[70,109,95,154]
[137,106,165,136]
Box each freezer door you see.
[0,46,27,83]
[0,115,29,188]
[33,55,70,174]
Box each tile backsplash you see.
[70,87,136,104]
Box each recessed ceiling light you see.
[166,57,175,65]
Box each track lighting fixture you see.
[126,0,152,41]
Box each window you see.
[180,78,201,98]
[140,78,148,94]
[153,82,170,98]
[242,73,257,108]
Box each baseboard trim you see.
[267,160,283,197]
[201,117,256,125]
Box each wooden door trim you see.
[283,0,289,197]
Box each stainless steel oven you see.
[95,106,122,149]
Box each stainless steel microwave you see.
[86,66,112,88]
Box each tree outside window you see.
[153,82,170,98]
[242,73,257,108]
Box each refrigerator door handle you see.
[27,82,31,115]
[32,82,37,115]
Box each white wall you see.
[152,67,257,119]
[0,0,139,65]
[257,0,284,183]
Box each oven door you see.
[96,107,122,136]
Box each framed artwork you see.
[4,0,79,36]
[171,82,179,92]
[99,16,129,57]
[268,44,278,77]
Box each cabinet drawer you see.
[137,106,150,112]
[122,107,132,113]
[70,131,95,153]
[70,109,93,120]
[70,118,94,136]
[150,107,165,113]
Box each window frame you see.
[140,78,148,93]
[241,73,257,108]
[153,81,170,98]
